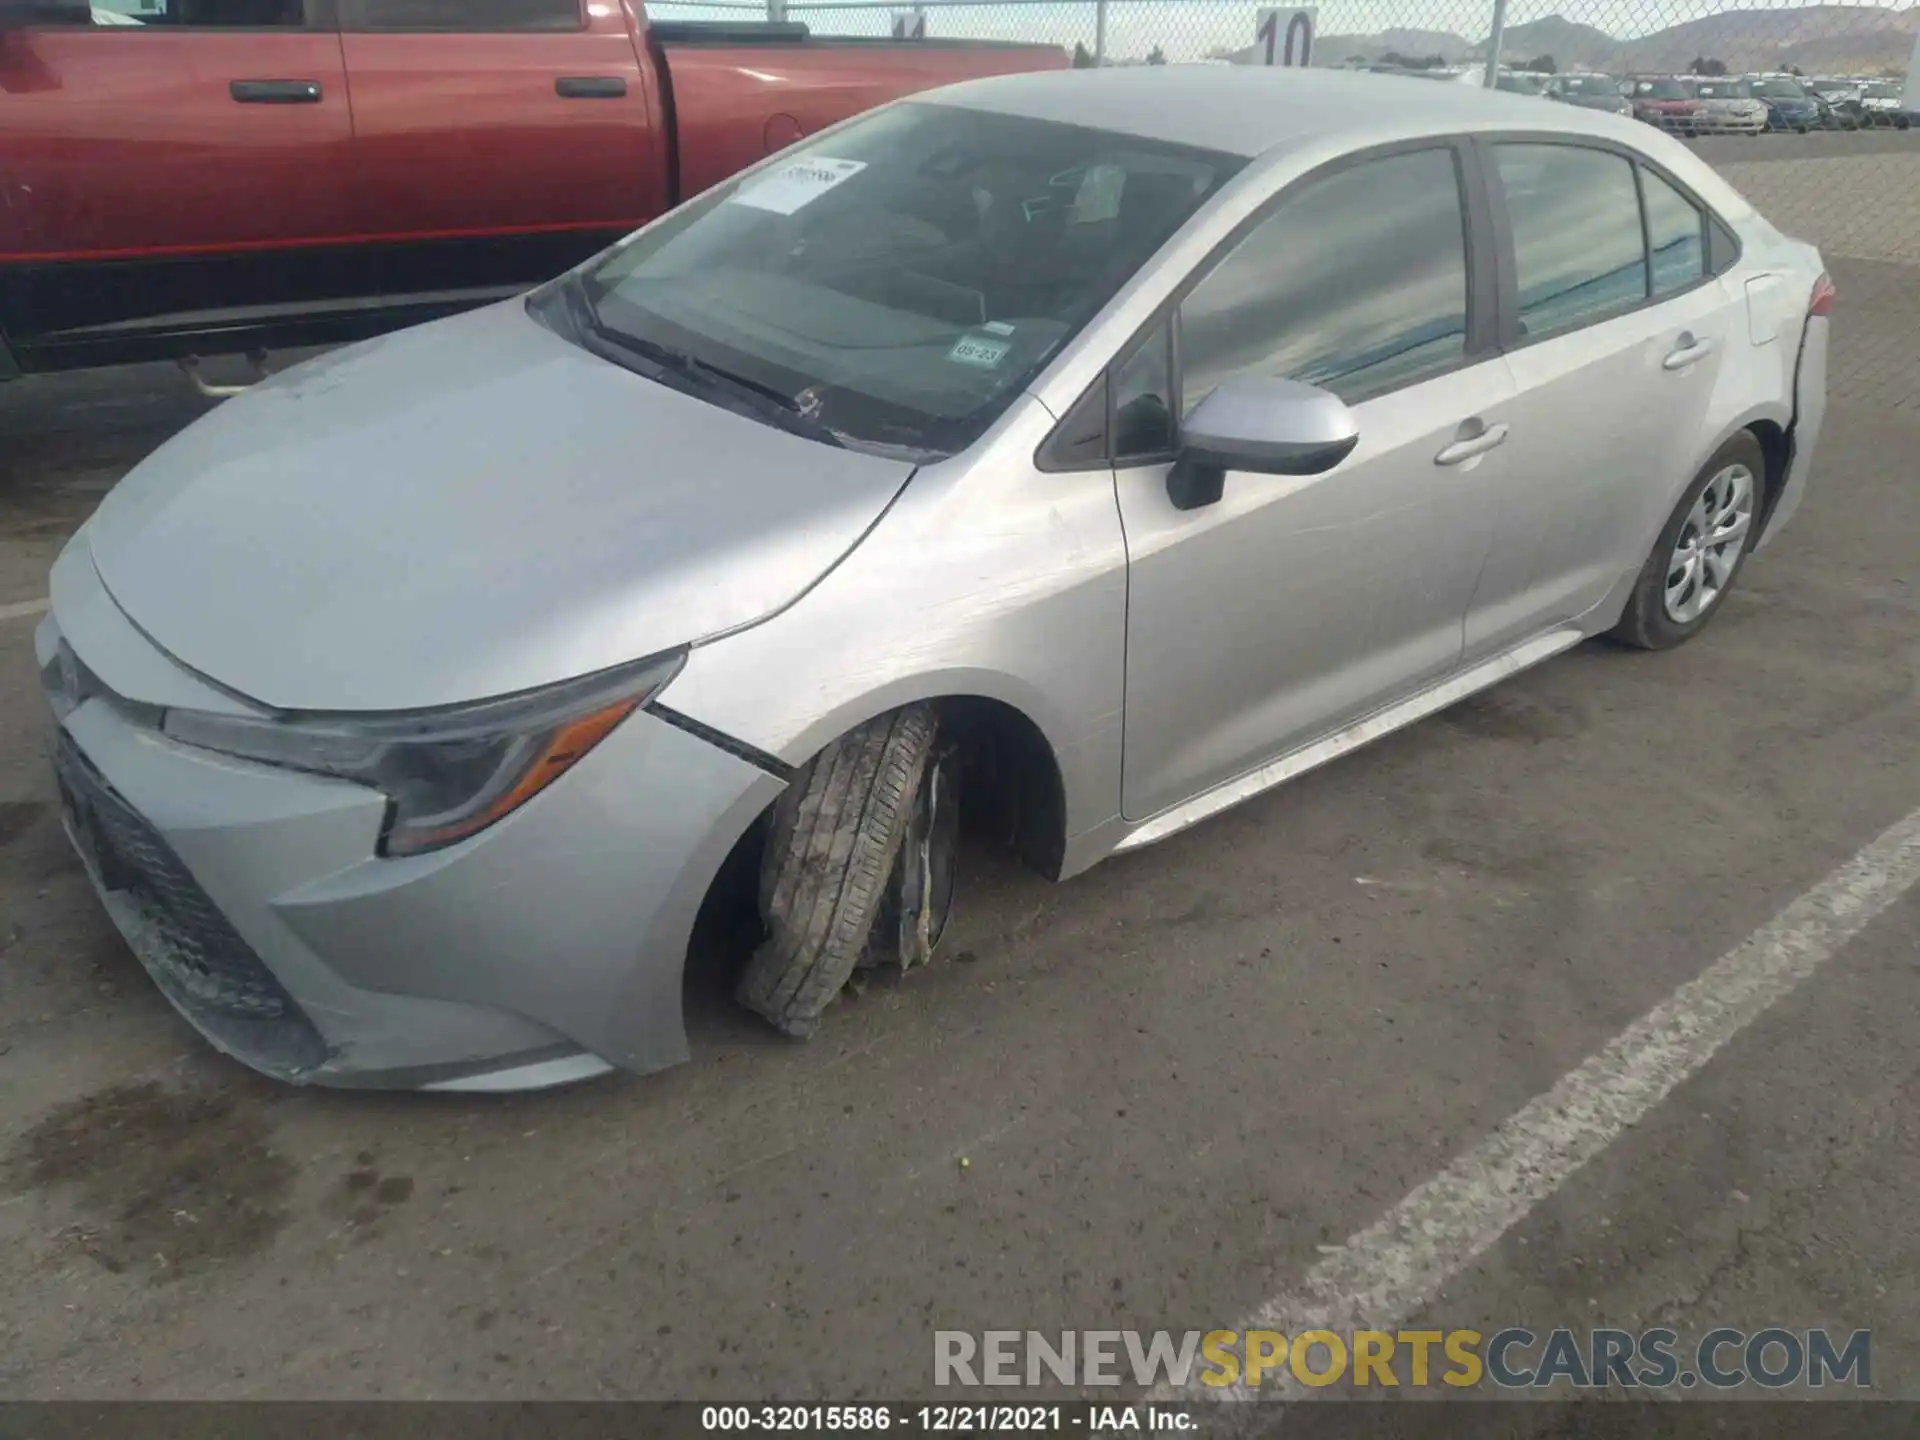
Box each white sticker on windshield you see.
[731,157,868,215]
[1072,164,1126,225]
[949,333,1011,369]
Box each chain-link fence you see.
[648,0,1920,267]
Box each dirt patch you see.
[0,800,46,851]
[1439,691,1590,744]
[7,1080,295,1280]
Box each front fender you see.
[660,398,1130,851]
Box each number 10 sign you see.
[1254,6,1316,65]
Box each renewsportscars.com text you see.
[935,1327,1871,1390]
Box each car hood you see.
[84,302,917,712]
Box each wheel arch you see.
[756,672,1078,883]
[1687,403,1789,514]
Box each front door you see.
[1115,146,1510,823]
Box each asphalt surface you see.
[1,138,1917,1421]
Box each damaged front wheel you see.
[736,704,957,1037]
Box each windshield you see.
[1634,79,1691,99]
[562,103,1242,458]
[1864,83,1901,98]
[1559,76,1619,95]
[1496,73,1545,93]
[1754,79,1808,98]
[1693,80,1753,98]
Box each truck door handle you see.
[556,76,628,99]
[230,79,323,103]
[1663,333,1716,370]
[1434,420,1509,467]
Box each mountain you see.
[1264,6,1919,76]
[1612,6,1920,73]
[1305,27,1473,64]
[1474,15,1616,68]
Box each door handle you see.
[556,76,629,99]
[230,79,323,104]
[1663,333,1716,370]
[1434,421,1510,467]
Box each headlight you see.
[161,652,685,857]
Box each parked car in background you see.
[1492,70,1549,96]
[1858,81,1914,128]
[1807,77,1867,127]
[0,0,1065,379]
[38,68,1831,1089]
[1749,76,1824,132]
[1546,72,1632,116]
[1628,77,1704,133]
[1688,78,1770,134]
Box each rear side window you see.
[1178,147,1471,407]
[350,0,580,30]
[1640,167,1707,296]
[1495,144,1647,337]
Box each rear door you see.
[1462,139,1740,659]
[0,0,351,364]
[336,0,660,299]
[1114,144,1512,823]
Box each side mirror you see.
[1168,374,1359,510]
[0,0,92,26]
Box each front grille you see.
[53,732,329,1078]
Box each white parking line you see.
[0,597,50,624]
[1169,801,1920,1420]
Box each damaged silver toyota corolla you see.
[40,66,1829,1089]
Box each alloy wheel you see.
[1664,462,1755,624]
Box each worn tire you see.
[736,704,939,1037]
[1610,431,1767,651]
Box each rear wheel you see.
[1610,432,1765,651]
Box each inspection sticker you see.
[948,332,1012,368]
[732,157,868,215]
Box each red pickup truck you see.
[0,1,1063,377]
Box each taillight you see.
[1809,272,1836,317]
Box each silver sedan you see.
[39,67,1831,1090]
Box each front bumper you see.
[37,556,785,1090]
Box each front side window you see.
[1641,167,1706,296]
[1178,147,1471,409]
[1495,144,1647,337]
[568,104,1240,457]
[352,0,579,29]
[1112,325,1174,462]
[85,0,305,23]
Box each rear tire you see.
[1610,432,1766,651]
[737,704,940,1037]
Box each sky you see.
[646,0,1919,63]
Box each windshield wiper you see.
[559,276,844,450]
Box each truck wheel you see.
[737,704,941,1037]
[1610,432,1765,651]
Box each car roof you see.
[921,65,1620,160]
